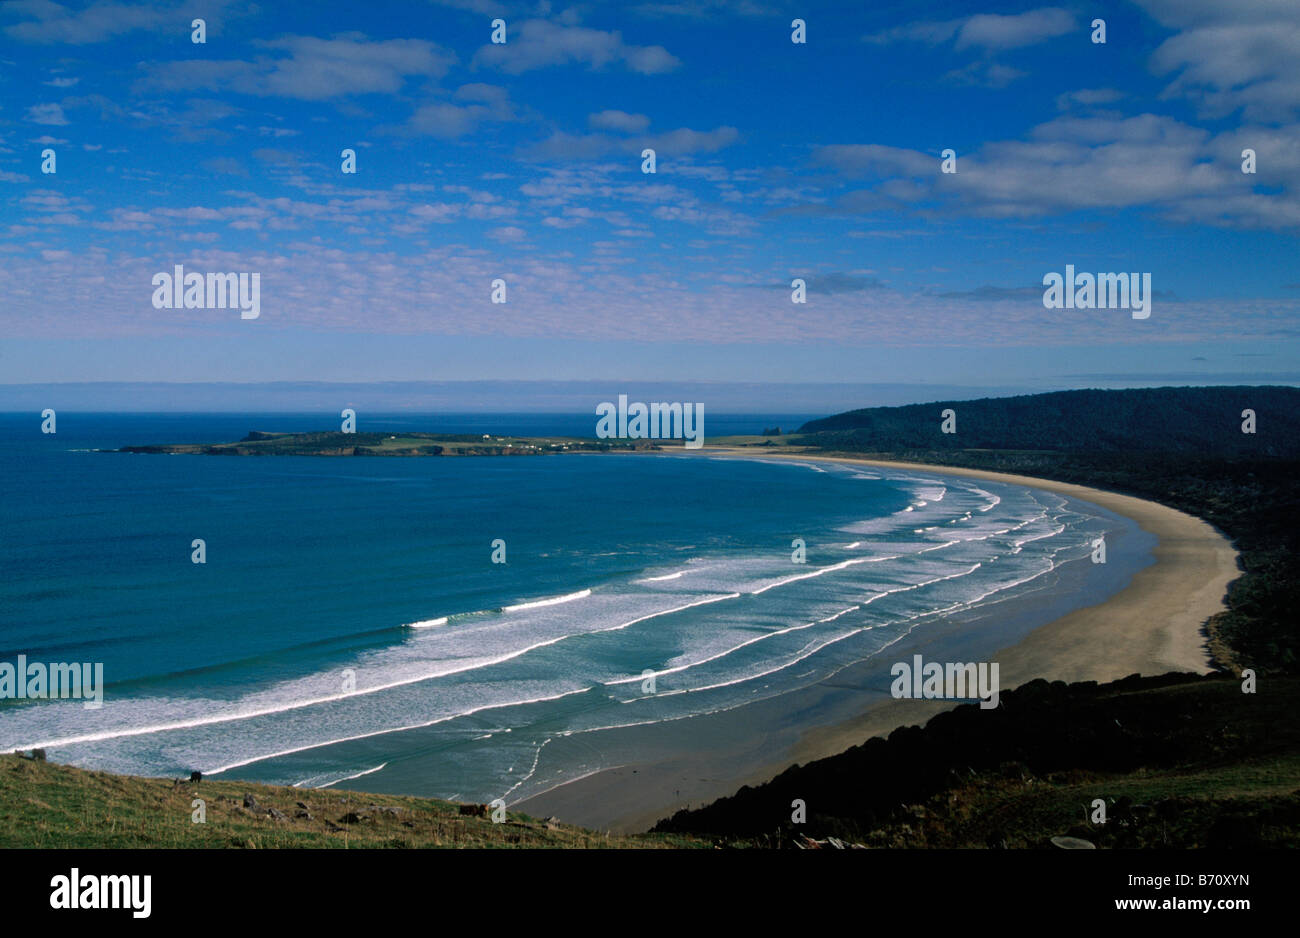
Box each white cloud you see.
[523,125,737,161]
[472,19,680,74]
[812,144,935,178]
[588,110,651,133]
[6,0,171,44]
[487,225,526,241]
[25,103,69,125]
[409,203,462,223]
[806,113,1300,230]
[398,83,515,138]
[1056,88,1125,110]
[865,7,1074,52]
[1145,2,1300,122]
[954,8,1075,51]
[142,35,455,101]
[2,243,1294,348]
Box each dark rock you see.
[267,807,288,821]
[1207,815,1262,849]
[32,749,46,762]
[243,793,260,810]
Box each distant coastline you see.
[117,429,657,457]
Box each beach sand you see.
[516,451,1240,832]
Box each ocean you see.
[0,412,1152,809]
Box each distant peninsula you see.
[118,430,660,457]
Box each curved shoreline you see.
[738,452,1239,768]
[516,449,1240,831]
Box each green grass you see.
[0,755,708,849]
[857,754,1300,849]
[656,673,1300,848]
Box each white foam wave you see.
[405,616,448,629]
[638,569,696,583]
[316,762,389,789]
[750,556,887,596]
[503,588,591,612]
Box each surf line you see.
[502,588,592,612]
[407,586,594,626]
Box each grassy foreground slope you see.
[655,673,1300,848]
[0,755,705,849]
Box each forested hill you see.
[796,386,1300,457]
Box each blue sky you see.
[1,0,1297,404]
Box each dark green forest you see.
[798,386,1300,458]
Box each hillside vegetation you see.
[0,754,705,849]
[655,673,1300,848]
[797,386,1300,458]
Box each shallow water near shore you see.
[0,413,1148,817]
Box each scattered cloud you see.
[201,156,248,176]
[774,272,886,295]
[865,8,1075,53]
[141,35,456,101]
[806,113,1300,230]
[472,19,681,74]
[25,102,69,125]
[396,83,516,138]
[5,0,172,44]
[1056,88,1125,110]
[522,124,738,161]
[1141,0,1300,121]
[588,109,651,133]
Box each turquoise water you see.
[0,413,1143,805]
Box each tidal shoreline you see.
[516,449,1240,832]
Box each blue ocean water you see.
[0,412,1148,806]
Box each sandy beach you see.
[516,450,1240,832]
